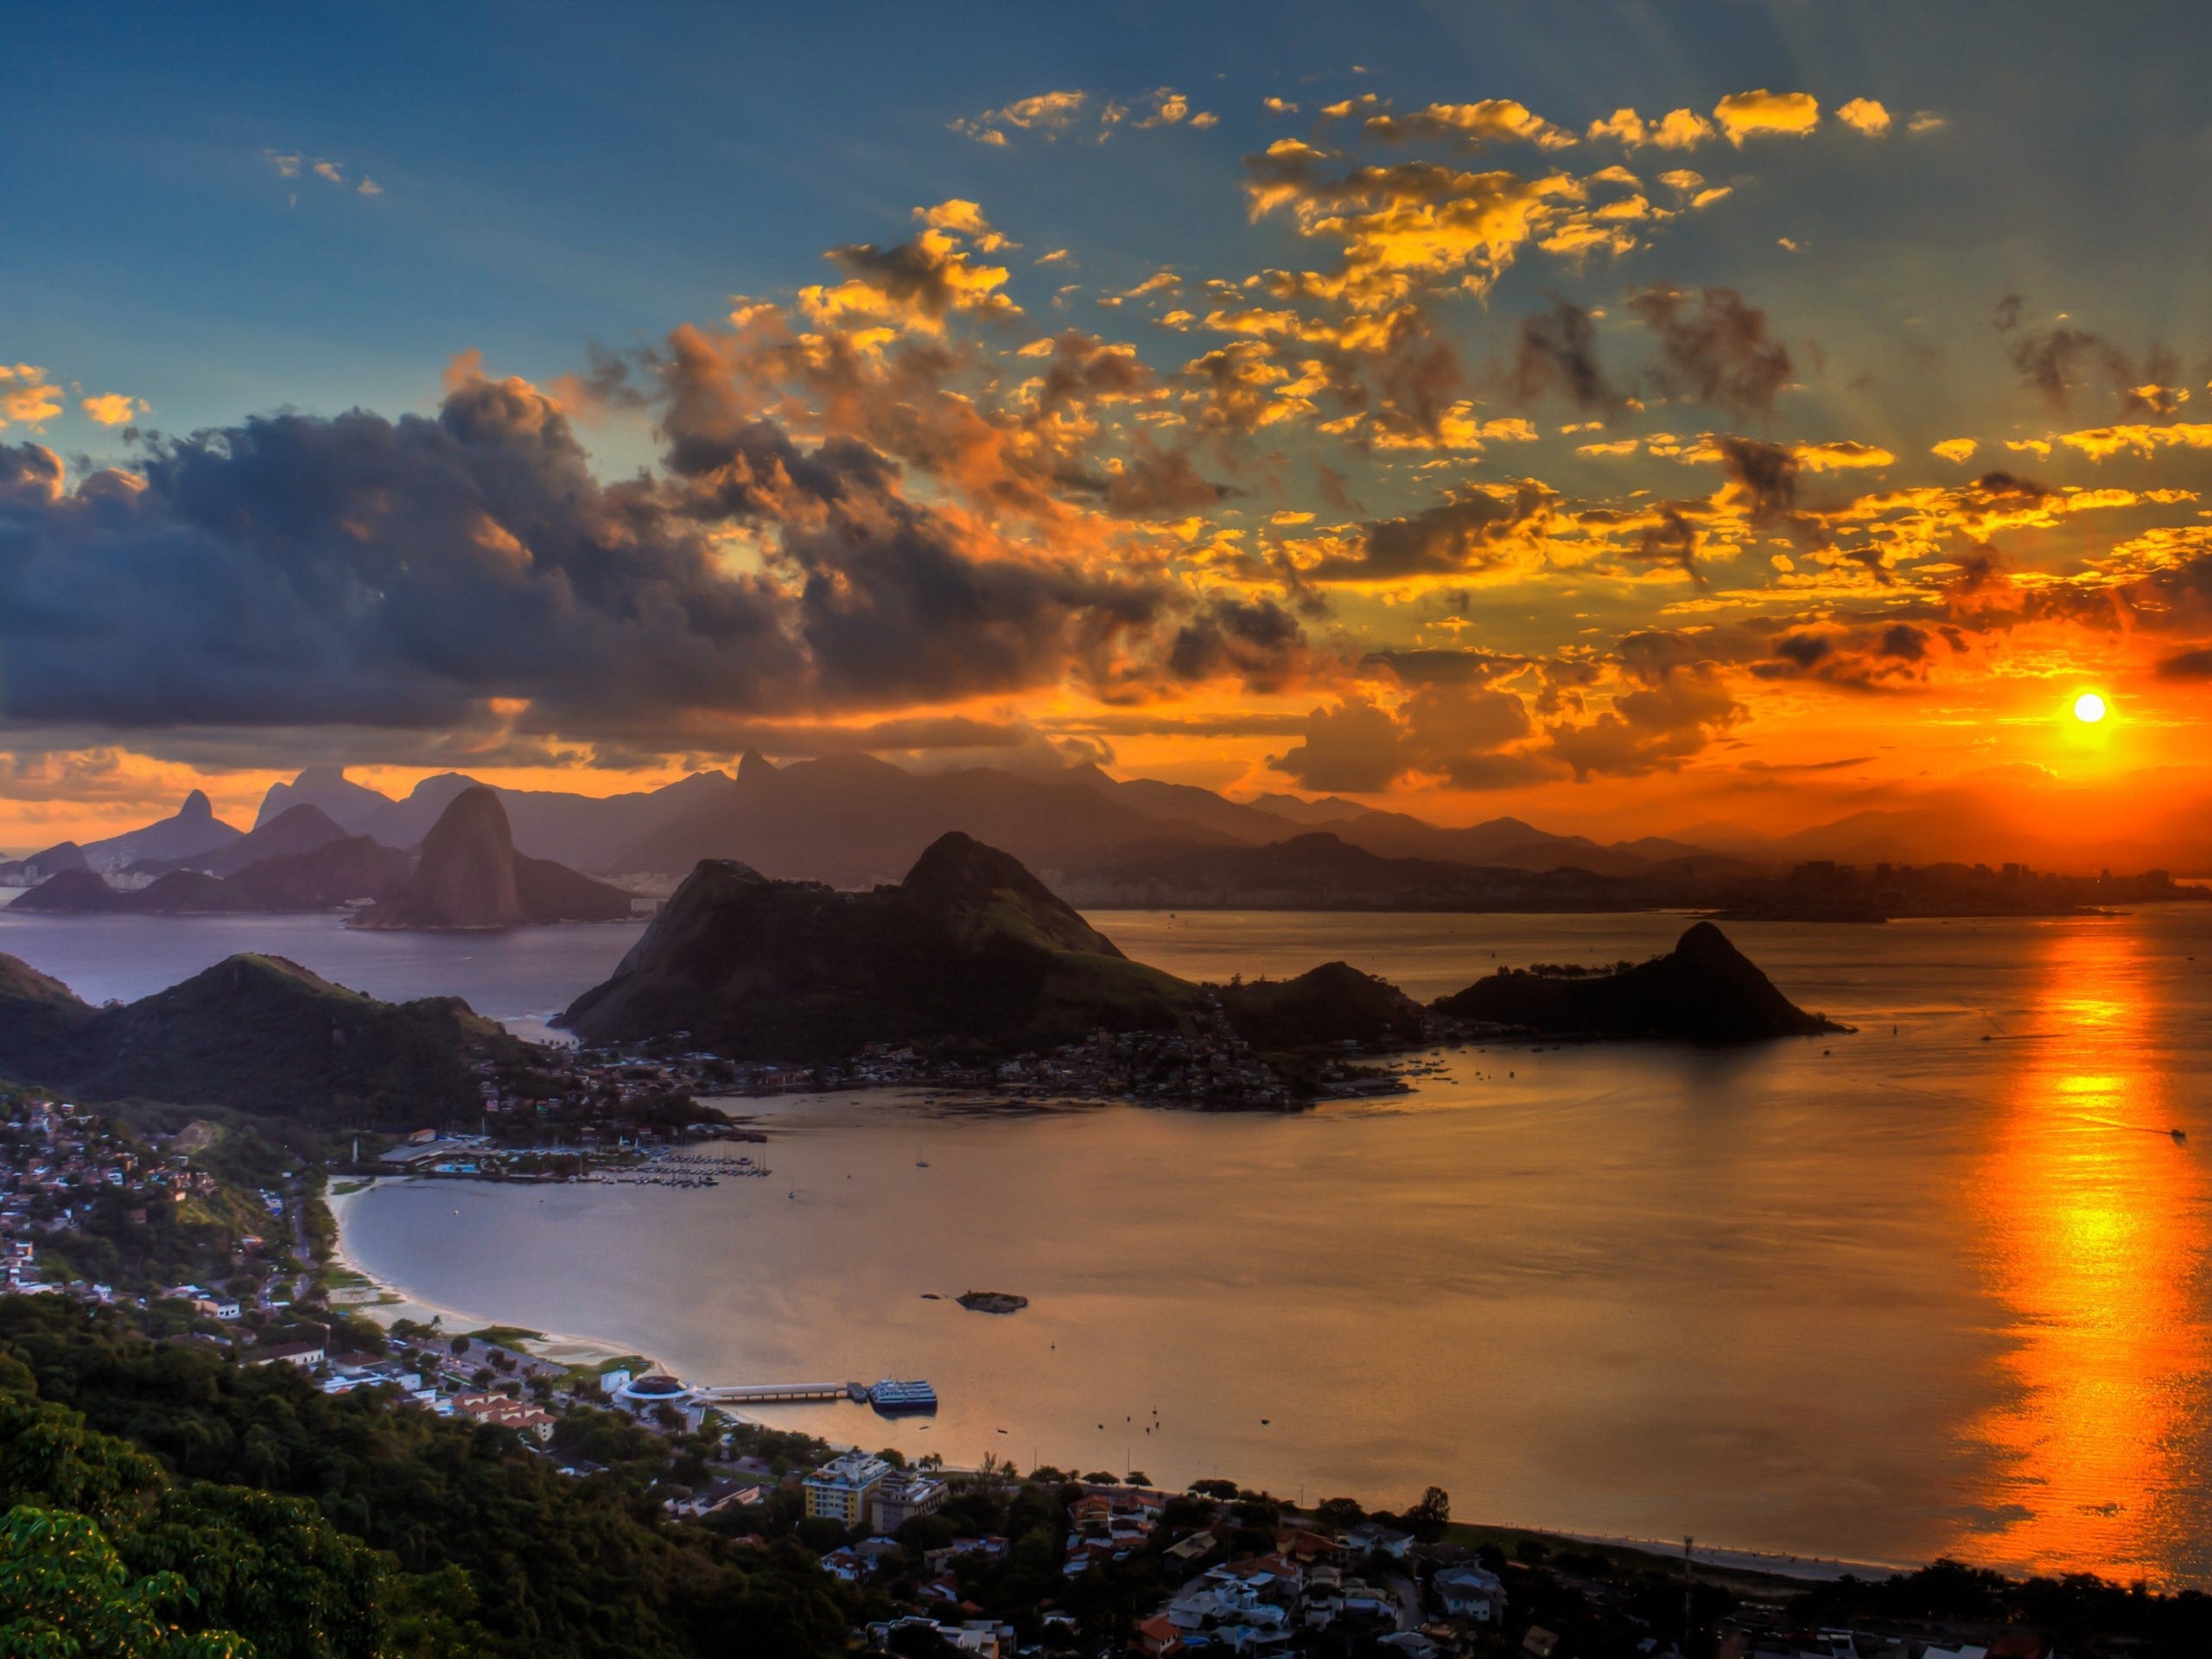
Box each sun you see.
[2073,691,2107,723]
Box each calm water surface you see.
[17,902,2209,1582]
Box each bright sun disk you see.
[2074,692,2107,723]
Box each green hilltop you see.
[0,950,526,1123]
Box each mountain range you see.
[254,753,1726,887]
[8,791,632,928]
[561,831,1831,1061]
[14,753,2207,909]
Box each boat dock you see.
[692,1381,866,1404]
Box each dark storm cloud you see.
[1103,444,1236,518]
[652,333,1171,702]
[1311,483,1551,582]
[0,364,1174,741]
[1166,595,1308,690]
[1751,619,1935,689]
[2006,325,2133,412]
[1626,285,1792,416]
[1545,631,1744,779]
[2156,645,2212,679]
[1991,298,2180,414]
[1509,298,1612,409]
[0,378,798,733]
[1359,647,1526,686]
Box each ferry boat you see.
[868,1378,938,1415]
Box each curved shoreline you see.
[326,1178,660,1374]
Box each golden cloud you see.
[1712,90,1820,146]
[915,199,1011,251]
[2056,422,2212,460]
[1930,437,1978,463]
[1363,99,1578,149]
[0,365,62,428]
[1791,440,1895,471]
[1834,98,1892,137]
[950,90,1089,143]
[1587,107,1716,150]
[80,393,145,427]
[802,223,1020,334]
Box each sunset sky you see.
[7,3,2212,860]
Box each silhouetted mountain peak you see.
[563,835,1178,1053]
[902,831,1125,958]
[1433,922,1843,1041]
[180,789,214,821]
[352,785,633,930]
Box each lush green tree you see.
[0,1504,249,1659]
[123,1483,384,1659]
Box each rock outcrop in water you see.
[350,787,635,930]
[562,831,1197,1057]
[1432,921,1844,1041]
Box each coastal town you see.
[454,1009,1412,1150]
[0,1084,2189,1656]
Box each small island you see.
[957,1290,1029,1314]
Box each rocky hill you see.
[349,787,635,930]
[1217,962,1432,1050]
[127,803,351,879]
[0,951,526,1122]
[79,788,244,871]
[0,840,87,886]
[1433,922,1845,1041]
[562,830,1196,1057]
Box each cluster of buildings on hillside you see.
[833,1477,1514,1659]
[0,1100,233,1299]
[712,1019,1330,1110]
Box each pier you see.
[691,1382,862,1404]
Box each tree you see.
[1407,1486,1450,1541]
[0,1504,251,1659]
[1315,1497,1365,1533]
[123,1482,385,1658]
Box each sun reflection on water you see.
[1961,927,2212,1581]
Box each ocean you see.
[8,901,2209,1583]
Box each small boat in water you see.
[869,1378,938,1415]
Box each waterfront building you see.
[868,1470,947,1533]
[803,1451,893,1526]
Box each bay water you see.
[8,902,2209,1582]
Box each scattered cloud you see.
[1711,89,1820,146]
[0,365,63,429]
[1626,285,1792,416]
[951,90,1089,144]
[80,393,146,427]
[1834,98,1892,137]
